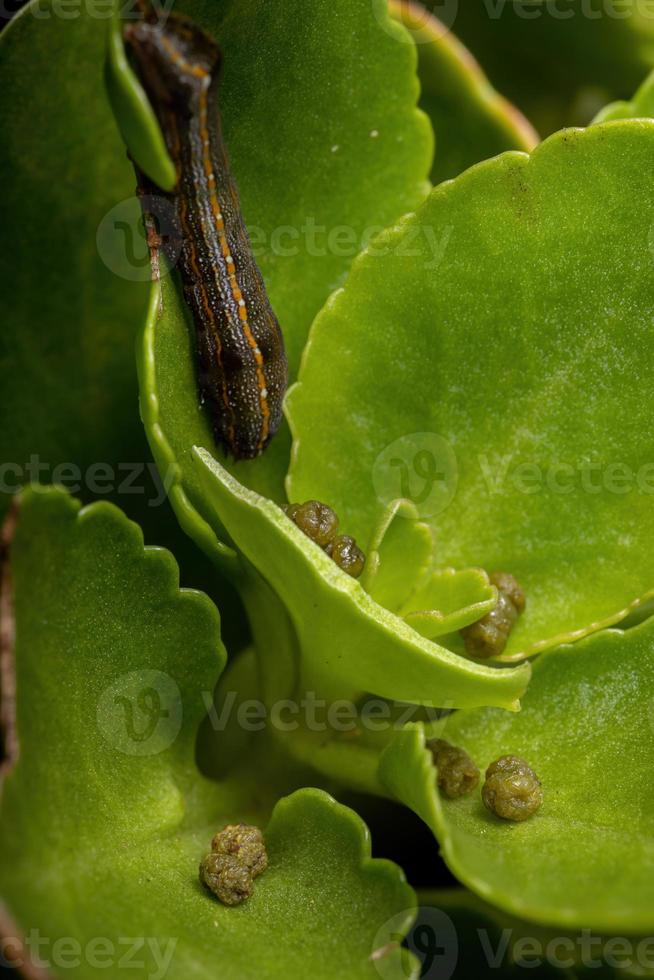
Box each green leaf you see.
[188,448,530,709]
[104,5,177,191]
[442,0,654,134]
[0,2,150,512]
[360,498,435,611]
[137,281,242,568]
[117,0,433,374]
[389,0,538,184]
[0,0,235,626]
[2,0,431,514]
[287,121,654,660]
[400,568,497,640]
[128,0,433,511]
[138,275,532,716]
[0,488,417,979]
[137,218,531,713]
[380,618,654,932]
[0,487,229,850]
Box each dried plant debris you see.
[482,755,543,822]
[284,500,366,578]
[427,737,480,799]
[200,824,268,905]
[460,571,526,658]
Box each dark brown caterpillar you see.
[460,571,526,659]
[124,9,288,460]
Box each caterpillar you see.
[124,8,288,460]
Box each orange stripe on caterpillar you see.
[124,10,287,460]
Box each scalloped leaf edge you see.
[192,446,531,710]
[287,119,654,663]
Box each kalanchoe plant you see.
[2,0,654,977]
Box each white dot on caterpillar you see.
[261,387,268,397]
[238,299,246,307]
[253,346,261,356]
[226,256,234,265]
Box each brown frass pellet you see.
[325,534,366,579]
[283,499,339,547]
[211,823,268,878]
[482,755,543,822]
[199,853,253,906]
[199,823,268,905]
[283,501,366,578]
[460,571,526,658]
[427,737,480,799]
